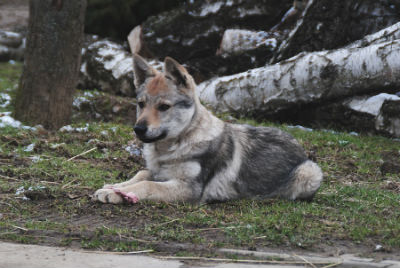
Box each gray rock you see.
[0,30,25,61]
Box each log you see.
[130,0,293,81]
[272,0,400,63]
[346,21,400,48]
[78,39,163,97]
[197,39,400,116]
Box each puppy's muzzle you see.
[134,123,147,137]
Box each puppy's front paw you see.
[92,188,123,204]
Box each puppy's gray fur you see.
[93,55,323,204]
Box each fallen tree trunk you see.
[197,39,400,116]
[346,21,400,48]
[272,0,400,63]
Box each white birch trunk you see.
[197,39,400,115]
[346,21,400,48]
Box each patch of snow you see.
[0,112,36,130]
[8,60,15,65]
[287,125,313,132]
[72,96,89,109]
[125,144,141,156]
[23,143,35,152]
[0,93,11,108]
[347,93,400,116]
[30,155,42,163]
[15,185,46,200]
[50,143,65,149]
[110,127,118,133]
[100,130,109,136]
[339,140,350,146]
[199,1,224,17]
[87,139,100,144]
[80,61,87,74]
[59,124,89,133]
[15,186,26,195]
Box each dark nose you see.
[134,124,147,136]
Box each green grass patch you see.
[0,61,400,257]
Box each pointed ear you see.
[133,53,156,89]
[164,57,189,88]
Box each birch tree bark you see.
[197,39,400,116]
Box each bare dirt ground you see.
[0,0,29,31]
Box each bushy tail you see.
[287,160,323,201]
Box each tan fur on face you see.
[137,106,160,127]
[146,74,170,96]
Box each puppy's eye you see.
[138,101,145,109]
[158,104,171,112]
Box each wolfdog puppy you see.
[93,54,323,204]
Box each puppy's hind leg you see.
[287,160,323,201]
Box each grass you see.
[1,62,400,258]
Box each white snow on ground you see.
[23,143,35,152]
[0,92,11,108]
[347,93,400,116]
[0,112,36,130]
[59,123,89,133]
[125,144,141,156]
[72,96,89,109]
[15,185,46,201]
[73,91,99,109]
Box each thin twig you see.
[12,225,28,232]
[0,174,20,181]
[62,178,78,189]
[40,181,60,185]
[293,253,317,268]
[156,219,179,226]
[67,147,96,161]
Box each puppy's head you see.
[132,54,197,143]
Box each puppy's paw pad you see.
[93,189,123,204]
